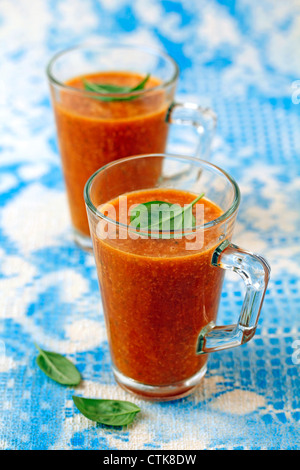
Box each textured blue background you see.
[0,0,300,450]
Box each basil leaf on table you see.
[72,396,141,426]
[83,73,150,102]
[130,193,205,233]
[35,344,81,386]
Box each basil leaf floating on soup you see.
[130,193,205,235]
[83,74,151,102]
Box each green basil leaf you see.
[35,344,81,386]
[130,193,204,235]
[130,73,151,91]
[72,396,140,426]
[83,74,150,102]
[83,81,132,94]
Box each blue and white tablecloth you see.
[0,0,299,450]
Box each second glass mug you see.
[85,154,270,401]
[47,44,216,249]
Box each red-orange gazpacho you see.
[52,72,171,236]
[90,188,225,398]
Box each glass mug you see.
[84,154,270,401]
[47,44,216,249]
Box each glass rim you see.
[84,154,241,235]
[46,43,180,99]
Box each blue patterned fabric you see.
[0,0,299,450]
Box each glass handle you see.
[197,240,271,354]
[166,102,217,159]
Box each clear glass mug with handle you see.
[84,154,270,401]
[47,44,216,249]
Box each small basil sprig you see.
[72,396,140,426]
[83,73,150,101]
[35,344,81,386]
[130,193,205,234]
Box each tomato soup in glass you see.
[85,154,270,401]
[47,45,216,249]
